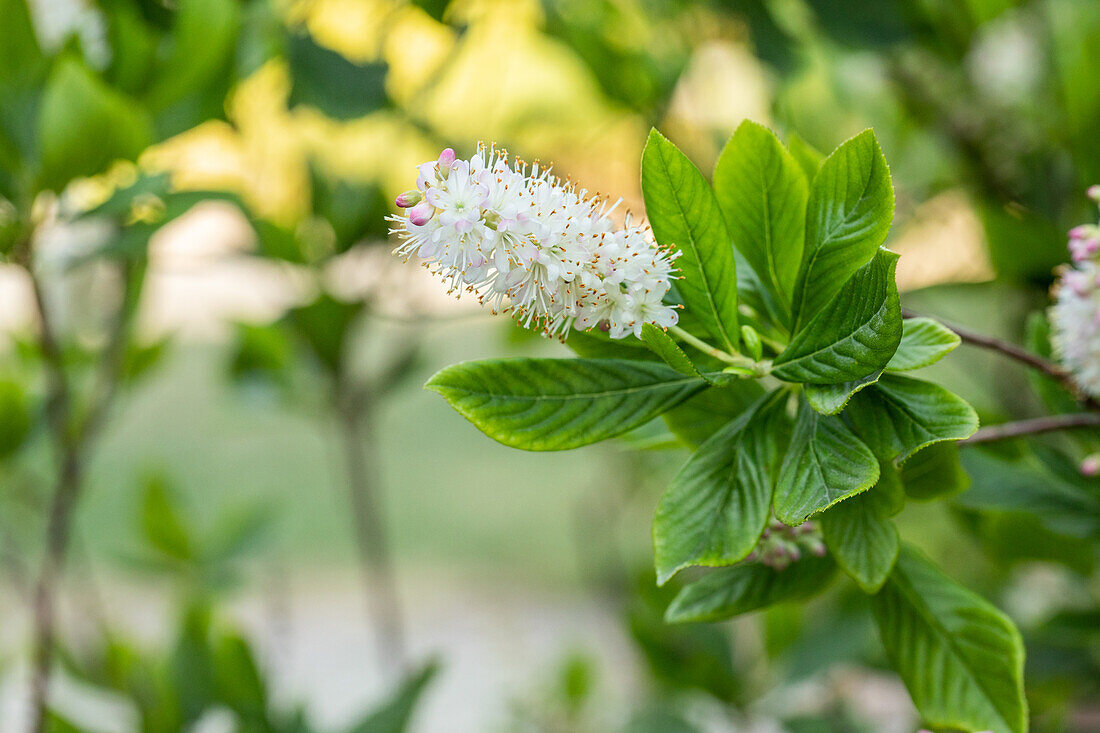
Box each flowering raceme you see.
[389,146,680,339]
[1050,185,1100,398]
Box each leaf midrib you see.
[888,571,1017,731]
[778,297,889,369]
[794,154,878,331]
[654,143,735,351]
[439,375,704,402]
[876,383,975,453]
[758,175,783,300]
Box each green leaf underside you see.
[665,555,835,623]
[804,370,882,415]
[792,129,895,332]
[820,483,900,593]
[888,317,961,371]
[426,358,706,451]
[642,129,739,352]
[872,546,1027,733]
[774,400,879,525]
[713,121,807,327]
[772,249,902,384]
[900,443,970,500]
[654,392,786,585]
[847,374,979,463]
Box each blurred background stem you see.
[333,368,406,675]
[26,255,135,732]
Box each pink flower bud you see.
[395,190,422,208]
[1089,185,1100,202]
[1080,454,1100,477]
[408,201,433,226]
[1065,270,1091,296]
[1070,225,1093,240]
[437,148,456,168]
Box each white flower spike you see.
[1050,186,1100,398]
[390,145,680,339]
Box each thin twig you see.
[962,413,1100,445]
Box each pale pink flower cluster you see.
[748,519,826,571]
[389,147,680,339]
[1050,185,1100,398]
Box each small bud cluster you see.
[1050,186,1100,398]
[748,519,826,571]
[389,146,680,339]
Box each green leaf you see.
[144,0,241,126]
[975,512,1096,576]
[213,634,267,719]
[37,58,154,192]
[713,121,807,326]
[0,0,45,188]
[642,129,739,352]
[309,166,391,252]
[887,317,960,371]
[427,358,706,451]
[141,475,193,562]
[791,130,894,332]
[872,545,1027,733]
[665,555,836,623]
[290,293,363,374]
[661,382,766,448]
[0,0,43,86]
[847,374,979,463]
[804,370,882,415]
[772,249,902,384]
[100,3,159,97]
[230,322,291,385]
[654,393,785,584]
[287,30,390,120]
[774,400,879,524]
[786,132,823,182]
[820,482,900,593]
[641,323,702,377]
[957,449,1100,539]
[873,459,907,517]
[347,660,439,733]
[172,602,217,724]
[640,324,735,385]
[627,572,740,702]
[900,443,969,500]
[0,379,31,459]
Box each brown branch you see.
[962,413,1100,445]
